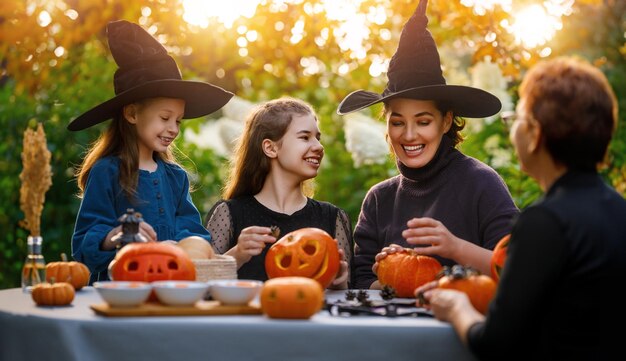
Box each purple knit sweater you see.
[352,136,519,289]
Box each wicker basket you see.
[192,255,238,282]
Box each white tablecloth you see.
[0,287,476,361]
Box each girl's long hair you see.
[223,97,316,200]
[75,102,180,201]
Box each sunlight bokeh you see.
[506,3,566,49]
[462,0,570,49]
[181,0,381,60]
[181,0,259,28]
[461,0,513,15]
[181,0,572,63]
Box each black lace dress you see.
[205,196,353,285]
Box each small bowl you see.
[93,281,152,307]
[209,279,263,306]
[152,280,209,306]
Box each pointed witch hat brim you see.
[337,0,501,118]
[68,20,233,131]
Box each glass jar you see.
[21,236,46,293]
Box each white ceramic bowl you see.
[152,280,209,306]
[93,281,152,307]
[209,279,263,306]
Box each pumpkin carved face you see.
[377,249,442,298]
[490,234,510,282]
[108,242,196,282]
[260,276,324,319]
[265,227,340,289]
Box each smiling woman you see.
[339,0,519,290]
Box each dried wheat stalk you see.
[19,123,52,237]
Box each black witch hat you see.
[337,0,501,118]
[68,20,234,131]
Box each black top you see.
[353,136,518,288]
[468,170,626,360]
[205,196,353,283]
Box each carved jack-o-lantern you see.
[108,241,196,282]
[265,227,340,289]
[260,276,324,319]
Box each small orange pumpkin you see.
[260,277,324,319]
[265,228,340,289]
[436,265,496,315]
[377,249,442,298]
[31,280,75,306]
[46,253,90,290]
[490,234,510,282]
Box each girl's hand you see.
[102,225,123,251]
[403,217,462,260]
[101,221,156,250]
[231,226,277,267]
[330,248,349,289]
[372,243,405,275]
[138,221,157,242]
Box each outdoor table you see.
[0,287,476,361]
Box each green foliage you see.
[177,140,229,222]
[0,81,32,288]
[0,38,113,289]
[460,120,540,210]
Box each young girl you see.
[205,97,352,289]
[69,20,233,284]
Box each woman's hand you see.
[372,243,405,275]
[416,281,469,321]
[229,226,277,268]
[415,280,485,345]
[403,217,462,260]
[414,280,438,308]
[368,244,405,290]
[416,281,482,323]
[419,287,472,322]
